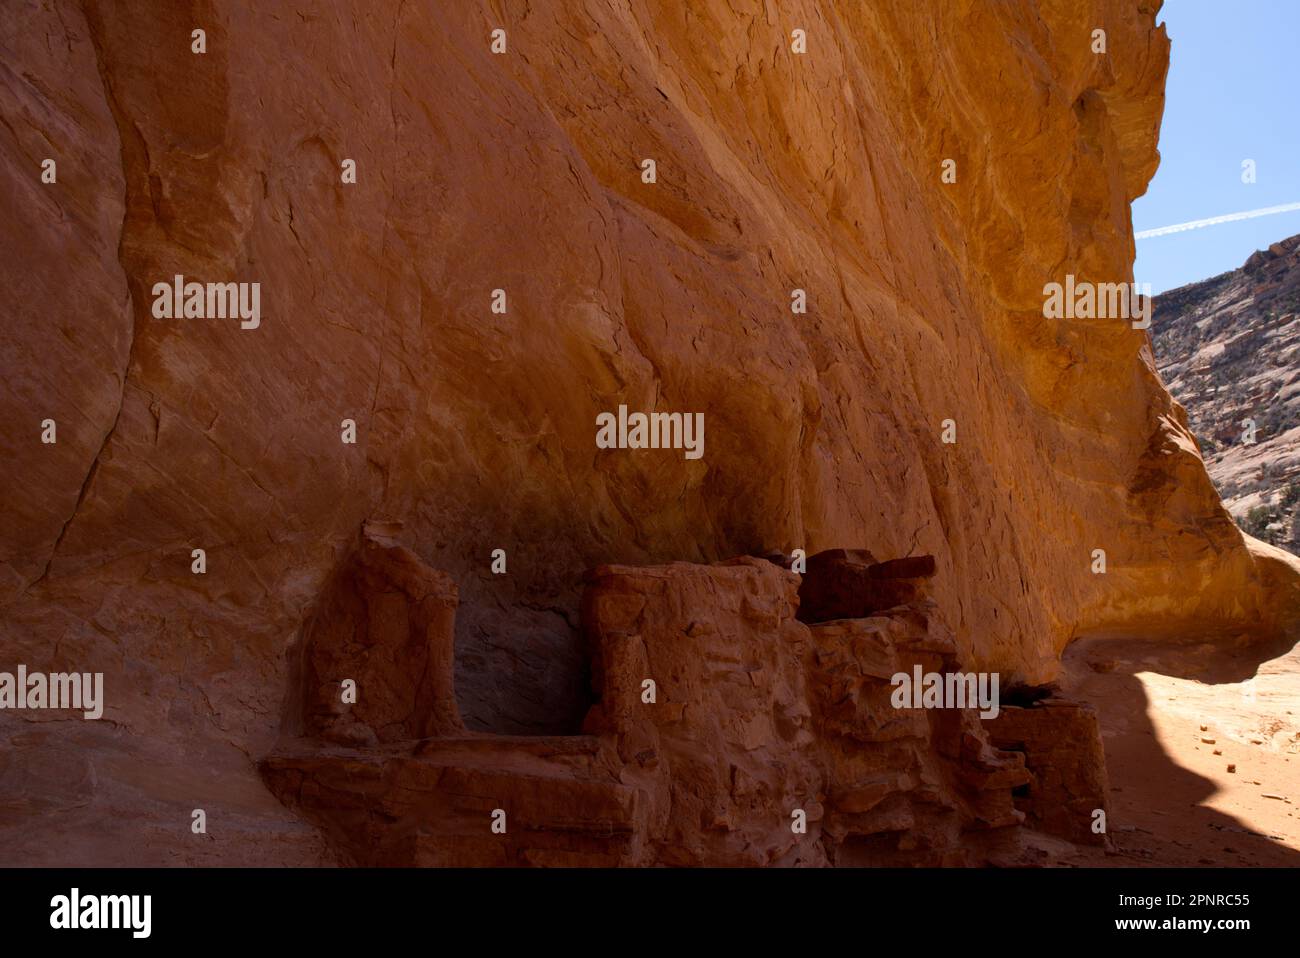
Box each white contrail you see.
[1136,201,1300,240]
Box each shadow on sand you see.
[1064,629,1300,867]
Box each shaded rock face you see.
[795,548,937,623]
[294,522,463,746]
[1151,234,1300,552]
[987,696,1112,848]
[3,0,1298,864]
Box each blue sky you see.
[1132,2,1300,294]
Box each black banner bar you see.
[0,867,1282,945]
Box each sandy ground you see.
[1059,631,1300,866]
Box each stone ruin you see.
[261,525,1110,865]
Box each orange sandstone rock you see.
[1,0,1296,865]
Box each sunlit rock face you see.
[3,0,1296,865]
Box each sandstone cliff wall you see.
[2,0,1295,864]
